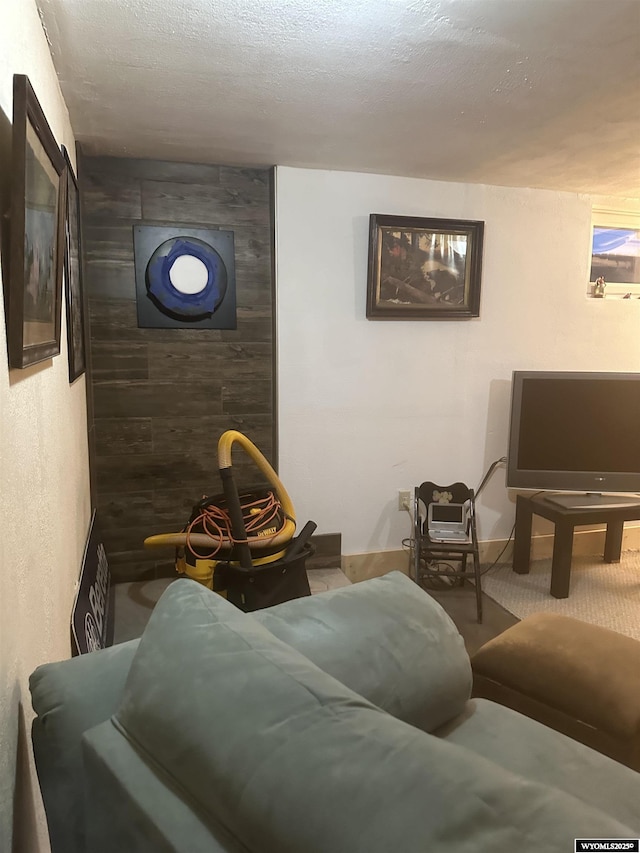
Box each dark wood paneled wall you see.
[79,155,276,582]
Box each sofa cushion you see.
[255,570,471,731]
[111,579,637,853]
[437,698,640,833]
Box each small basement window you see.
[588,208,640,300]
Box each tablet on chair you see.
[427,502,470,543]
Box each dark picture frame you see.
[366,214,484,319]
[62,146,87,381]
[8,74,66,368]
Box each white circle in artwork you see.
[168,254,209,294]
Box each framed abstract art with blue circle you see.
[133,225,237,329]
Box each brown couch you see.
[471,612,640,772]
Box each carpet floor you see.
[482,549,640,641]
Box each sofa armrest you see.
[82,721,240,853]
[29,639,140,853]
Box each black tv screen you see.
[507,371,640,496]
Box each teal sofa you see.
[30,572,640,853]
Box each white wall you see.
[0,2,91,851]
[275,167,640,558]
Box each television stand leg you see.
[604,519,624,563]
[550,521,573,599]
[513,495,533,574]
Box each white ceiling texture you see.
[37,0,640,197]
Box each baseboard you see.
[342,550,411,584]
[307,532,342,569]
[481,522,640,564]
[343,524,640,584]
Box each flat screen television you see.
[506,371,640,508]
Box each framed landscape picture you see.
[8,74,67,368]
[62,146,86,381]
[366,214,484,320]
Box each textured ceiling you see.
[37,0,640,197]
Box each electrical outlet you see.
[398,489,411,511]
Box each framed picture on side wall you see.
[62,146,86,381]
[8,74,67,369]
[366,214,484,319]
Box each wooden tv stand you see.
[512,493,640,598]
